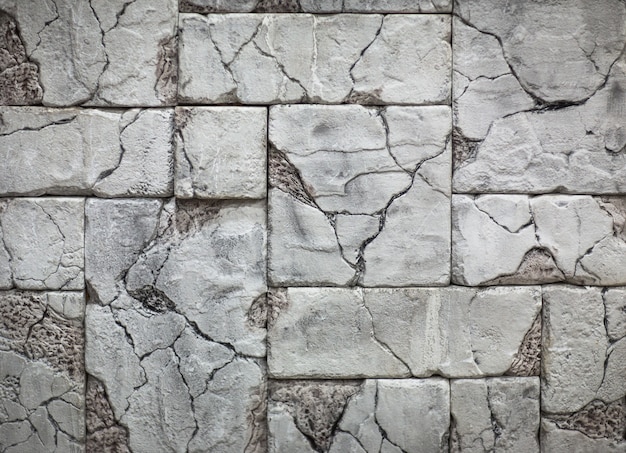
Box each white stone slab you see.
[179,14,450,104]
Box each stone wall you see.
[1,1,625,452]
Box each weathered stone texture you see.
[268,105,451,287]
[180,0,452,13]
[0,0,178,106]
[542,286,626,416]
[452,195,626,286]
[0,291,85,453]
[453,0,626,194]
[175,107,267,199]
[0,198,84,290]
[0,108,174,197]
[85,198,267,452]
[179,14,451,104]
[268,379,450,453]
[268,287,541,378]
[450,377,540,453]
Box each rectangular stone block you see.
[179,14,451,105]
[84,198,267,452]
[175,107,267,199]
[0,107,174,197]
[0,0,178,106]
[267,286,541,378]
[268,105,451,287]
[452,195,626,286]
[452,1,626,194]
[0,291,85,453]
[180,0,452,13]
[450,377,540,453]
[0,198,84,290]
[268,379,450,453]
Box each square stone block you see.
[452,0,626,194]
[179,13,450,104]
[451,377,540,453]
[0,107,174,197]
[84,198,267,452]
[267,286,540,378]
[180,0,452,13]
[0,0,178,106]
[452,195,626,286]
[0,291,85,453]
[0,198,84,290]
[268,379,450,453]
[268,105,451,287]
[175,107,267,199]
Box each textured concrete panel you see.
[179,14,451,104]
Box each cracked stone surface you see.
[180,0,451,13]
[175,107,267,199]
[268,287,541,378]
[452,194,626,286]
[268,105,451,287]
[0,198,84,290]
[453,0,626,193]
[179,13,451,105]
[85,198,267,452]
[542,286,626,417]
[450,377,540,453]
[0,107,174,197]
[0,0,177,106]
[0,11,43,105]
[0,291,85,453]
[268,378,450,453]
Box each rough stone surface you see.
[180,0,452,13]
[450,377,540,453]
[452,195,626,286]
[0,107,174,197]
[268,287,541,378]
[453,0,626,194]
[175,107,267,199]
[0,0,177,106]
[268,379,450,453]
[0,11,43,105]
[179,14,451,104]
[268,105,451,287]
[85,376,130,453]
[0,198,84,290]
[85,198,267,452]
[542,286,626,415]
[0,291,85,452]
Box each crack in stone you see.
[0,115,77,138]
[346,15,384,103]
[506,312,542,376]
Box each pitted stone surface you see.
[85,376,130,453]
[268,287,540,378]
[0,291,85,453]
[450,377,540,453]
[180,0,451,13]
[452,195,626,286]
[175,107,267,199]
[179,14,451,104]
[269,379,450,453]
[0,0,177,106]
[0,11,43,105]
[268,105,451,287]
[0,198,84,290]
[453,0,626,194]
[542,286,626,416]
[85,198,267,452]
[0,107,174,197]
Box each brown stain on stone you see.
[86,376,131,453]
[269,146,318,209]
[486,248,565,285]
[269,380,363,452]
[255,0,302,12]
[506,312,541,376]
[550,399,626,441]
[247,293,268,329]
[267,288,289,329]
[452,127,482,170]
[0,11,43,105]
